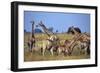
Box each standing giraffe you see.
[27,20,36,52]
[38,21,54,36]
[37,21,60,56]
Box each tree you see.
[67,26,81,34]
[24,29,27,32]
[56,30,58,33]
[48,27,53,32]
[34,28,42,33]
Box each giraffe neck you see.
[71,27,79,35]
[39,24,54,37]
[69,34,82,47]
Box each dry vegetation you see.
[24,33,90,62]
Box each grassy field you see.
[24,33,90,62]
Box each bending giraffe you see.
[67,26,90,55]
[58,34,82,55]
[58,29,90,56]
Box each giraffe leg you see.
[42,47,45,56]
[57,47,61,55]
[50,47,54,56]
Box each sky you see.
[24,11,90,33]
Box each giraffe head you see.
[36,21,46,28]
[38,21,44,26]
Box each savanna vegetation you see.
[24,33,90,62]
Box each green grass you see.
[24,33,90,62]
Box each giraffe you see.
[59,34,82,56]
[58,28,90,56]
[27,20,36,52]
[68,26,81,35]
[78,33,90,55]
[70,26,80,35]
[38,21,54,37]
[37,21,60,56]
[67,26,90,55]
[70,26,90,42]
[68,33,90,55]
